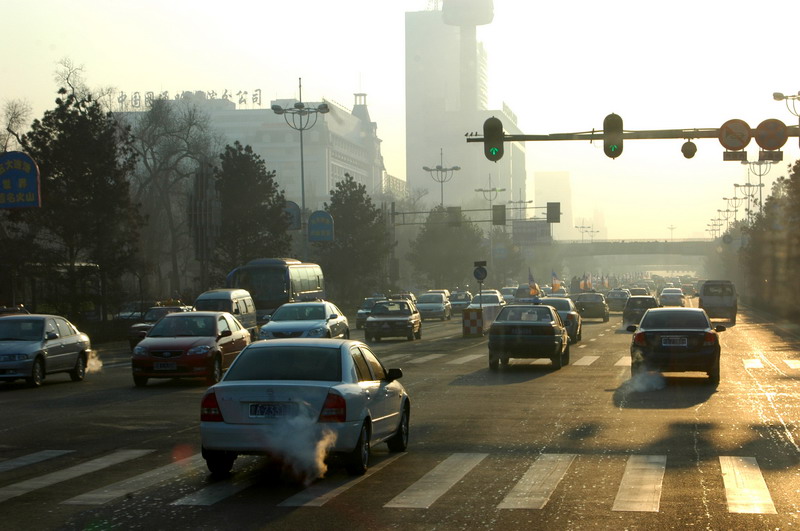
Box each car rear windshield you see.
[541,299,570,311]
[225,346,342,381]
[703,284,734,296]
[626,299,656,309]
[371,301,411,315]
[417,294,443,303]
[498,307,553,322]
[641,311,709,329]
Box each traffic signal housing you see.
[603,113,623,158]
[492,204,506,225]
[483,117,504,162]
[546,202,561,223]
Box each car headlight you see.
[306,327,327,338]
[132,346,148,357]
[187,345,212,356]
[0,353,29,362]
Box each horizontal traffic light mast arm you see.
[466,125,800,142]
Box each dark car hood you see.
[136,336,213,350]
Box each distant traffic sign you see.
[473,266,487,281]
[754,119,788,151]
[718,119,751,151]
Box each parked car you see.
[450,291,473,313]
[128,304,193,350]
[627,307,725,383]
[356,297,387,329]
[131,311,251,387]
[200,338,410,476]
[487,304,570,370]
[622,295,660,326]
[365,299,422,342]
[194,288,257,339]
[259,301,350,340]
[538,297,582,343]
[0,314,91,387]
[574,292,610,322]
[415,292,452,321]
[698,280,738,324]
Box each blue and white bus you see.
[225,258,325,321]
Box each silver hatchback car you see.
[0,314,92,387]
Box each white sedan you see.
[200,338,410,478]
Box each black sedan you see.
[622,295,660,326]
[627,307,725,383]
[365,299,422,342]
[487,304,570,370]
[574,292,610,322]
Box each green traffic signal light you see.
[603,113,623,159]
[483,117,504,162]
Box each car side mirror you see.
[218,329,232,339]
[329,314,338,320]
[46,331,59,340]
[138,330,147,338]
[626,325,638,333]
[386,368,403,381]
[715,325,726,332]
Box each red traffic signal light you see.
[483,117,504,162]
[603,113,623,159]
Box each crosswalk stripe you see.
[578,344,587,348]
[0,450,74,473]
[278,453,406,507]
[612,455,666,512]
[744,359,764,369]
[447,354,484,365]
[384,453,488,509]
[0,449,154,504]
[410,354,445,364]
[719,456,776,514]
[498,453,575,509]
[572,356,599,366]
[64,454,205,505]
[380,354,406,364]
[784,360,800,370]
[615,357,631,366]
[172,467,259,506]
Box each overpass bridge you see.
[535,239,717,257]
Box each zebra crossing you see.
[0,448,789,514]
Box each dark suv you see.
[622,296,659,326]
[574,292,609,322]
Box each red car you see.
[131,312,251,387]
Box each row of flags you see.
[527,268,612,294]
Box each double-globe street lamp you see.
[272,78,329,259]
[423,148,460,207]
[773,91,800,147]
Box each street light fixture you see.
[722,195,745,222]
[733,182,764,224]
[475,175,506,272]
[508,199,533,220]
[272,77,329,260]
[423,148,460,207]
[773,91,799,147]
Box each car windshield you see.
[452,293,471,301]
[417,294,443,303]
[541,299,570,311]
[271,305,326,321]
[149,315,216,337]
[225,346,342,381]
[640,311,710,329]
[0,319,43,341]
[371,301,411,316]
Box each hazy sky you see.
[3,0,798,239]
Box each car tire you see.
[577,328,582,342]
[344,328,350,339]
[414,327,422,340]
[708,358,720,384]
[603,313,609,323]
[561,343,570,366]
[133,375,148,387]
[206,356,222,385]
[730,314,737,325]
[489,355,499,371]
[386,405,409,452]
[551,350,563,370]
[26,357,44,388]
[69,353,87,382]
[203,448,236,477]
[345,423,370,475]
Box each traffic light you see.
[483,117,504,162]
[603,113,623,158]
[492,204,506,225]
[681,141,697,159]
[546,202,561,223]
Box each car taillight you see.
[703,332,717,346]
[566,314,575,322]
[319,392,347,423]
[633,332,647,347]
[201,391,224,422]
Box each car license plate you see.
[154,362,176,370]
[661,336,688,347]
[249,403,285,418]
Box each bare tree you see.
[2,99,32,152]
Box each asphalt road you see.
[1,303,799,530]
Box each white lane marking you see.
[498,453,576,509]
[0,450,74,473]
[615,357,632,366]
[279,453,406,507]
[172,467,259,506]
[572,356,599,366]
[589,338,597,342]
[379,354,406,364]
[410,354,445,364]
[0,449,154,504]
[612,455,666,512]
[743,359,764,369]
[578,344,588,349]
[599,334,605,337]
[719,456,776,514]
[785,360,800,370]
[447,354,484,365]
[384,453,488,509]
[66,454,204,505]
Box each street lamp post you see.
[575,224,591,243]
[741,160,772,215]
[733,183,764,224]
[271,78,329,260]
[508,199,533,220]
[423,149,460,207]
[773,90,800,147]
[667,224,677,241]
[723,195,745,223]
[475,175,506,272]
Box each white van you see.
[698,280,737,324]
[194,289,258,338]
